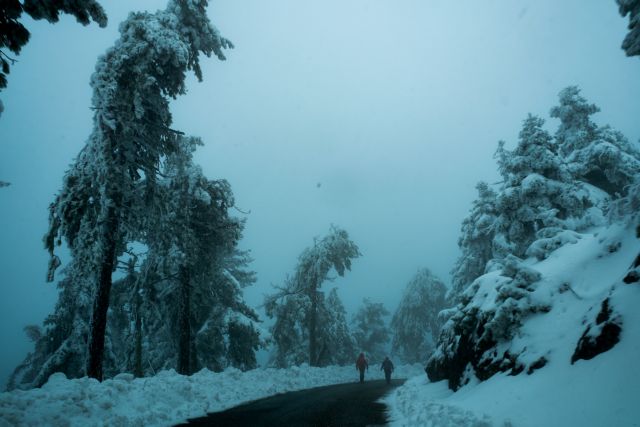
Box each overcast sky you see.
[1,0,639,388]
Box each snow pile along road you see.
[0,363,423,426]
[383,223,640,427]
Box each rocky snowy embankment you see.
[0,363,423,426]
[383,223,640,427]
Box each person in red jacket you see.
[355,352,369,383]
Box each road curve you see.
[176,378,405,427]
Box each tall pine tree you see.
[391,269,446,363]
[265,226,360,367]
[352,299,391,363]
[449,182,498,303]
[44,0,232,380]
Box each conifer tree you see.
[141,137,259,375]
[265,226,360,366]
[449,182,498,302]
[352,299,391,363]
[0,0,107,113]
[7,273,90,389]
[266,289,309,367]
[266,287,356,367]
[315,288,356,366]
[44,0,232,380]
[551,86,640,196]
[617,0,640,57]
[425,89,637,392]
[492,114,588,259]
[391,269,446,363]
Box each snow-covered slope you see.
[384,223,640,427]
[0,364,423,427]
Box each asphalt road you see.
[177,378,406,427]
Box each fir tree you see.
[425,89,638,392]
[492,114,589,259]
[266,290,309,367]
[551,86,640,196]
[391,269,447,363]
[352,299,391,363]
[142,137,259,375]
[315,288,357,366]
[617,0,640,57]
[44,0,232,380]
[0,0,107,111]
[266,287,356,367]
[265,226,360,367]
[7,273,90,389]
[449,182,498,302]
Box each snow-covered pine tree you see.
[7,272,91,389]
[352,299,391,364]
[315,288,357,366]
[44,0,232,380]
[266,288,309,367]
[617,0,640,56]
[390,268,447,363]
[192,252,262,373]
[265,226,360,367]
[492,114,590,260]
[426,255,549,390]
[425,90,638,392]
[139,137,260,375]
[103,258,139,377]
[551,86,640,197]
[266,287,355,367]
[448,182,498,303]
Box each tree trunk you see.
[177,265,191,375]
[309,287,318,366]
[86,205,118,381]
[134,283,143,378]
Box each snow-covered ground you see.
[383,223,640,427]
[0,363,423,426]
[3,224,638,427]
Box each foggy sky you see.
[1,0,639,388]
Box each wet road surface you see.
[177,378,405,427]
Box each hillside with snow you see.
[384,221,640,427]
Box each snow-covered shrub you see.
[525,229,582,260]
[426,256,548,390]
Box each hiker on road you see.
[356,352,369,383]
[381,356,394,384]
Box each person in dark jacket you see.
[355,352,368,383]
[381,356,394,384]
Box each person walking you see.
[355,352,368,383]
[381,356,394,384]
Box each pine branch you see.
[0,50,18,64]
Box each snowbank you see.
[384,223,640,427]
[0,363,423,426]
